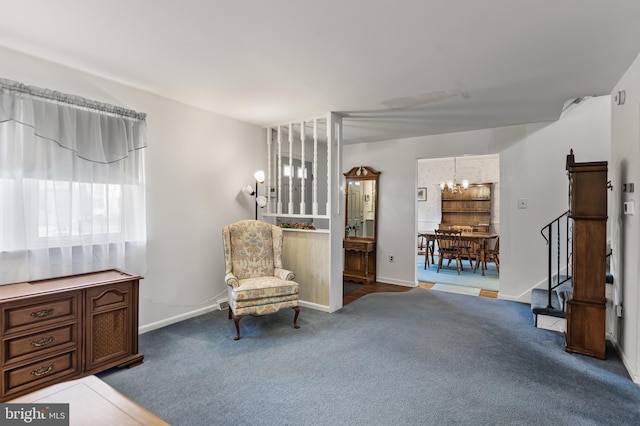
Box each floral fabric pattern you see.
[230,276,299,300]
[227,220,276,280]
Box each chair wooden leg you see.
[292,306,300,329]
[228,307,232,319]
[230,310,243,341]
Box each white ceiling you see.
[1,0,639,144]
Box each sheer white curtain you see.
[0,79,147,284]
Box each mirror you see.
[344,166,379,239]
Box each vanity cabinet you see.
[344,166,379,285]
[0,269,143,401]
[343,239,376,285]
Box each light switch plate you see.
[624,201,635,215]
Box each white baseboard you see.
[497,293,521,302]
[611,338,640,386]
[376,276,415,287]
[299,300,330,312]
[139,304,219,334]
[139,299,331,335]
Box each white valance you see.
[0,78,146,164]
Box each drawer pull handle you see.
[30,337,54,347]
[30,309,53,318]
[30,364,53,377]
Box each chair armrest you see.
[274,268,296,281]
[225,272,239,288]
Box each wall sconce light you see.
[242,170,267,219]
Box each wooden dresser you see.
[0,269,143,401]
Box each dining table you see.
[419,230,499,276]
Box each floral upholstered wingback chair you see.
[222,220,300,340]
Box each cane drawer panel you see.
[3,351,79,397]
[3,295,79,335]
[4,324,78,365]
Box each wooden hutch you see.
[440,183,492,232]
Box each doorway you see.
[416,154,500,294]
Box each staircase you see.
[532,210,614,332]
[531,211,572,331]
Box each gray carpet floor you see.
[99,288,640,425]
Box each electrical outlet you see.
[389,255,394,263]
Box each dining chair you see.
[460,240,478,269]
[453,226,475,269]
[474,236,500,273]
[417,233,435,269]
[418,233,428,268]
[434,229,464,274]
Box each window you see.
[0,78,147,284]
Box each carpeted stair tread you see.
[531,288,566,318]
[554,281,572,293]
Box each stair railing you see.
[540,210,572,309]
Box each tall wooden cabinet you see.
[565,150,608,359]
[0,269,143,401]
[343,166,379,285]
[440,183,492,232]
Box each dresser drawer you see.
[343,240,374,252]
[3,294,79,335]
[4,324,78,365]
[3,351,79,397]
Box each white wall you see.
[610,51,640,384]
[342,96,610,301]
[0,46,265,330]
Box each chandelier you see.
[440,157,469,194]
